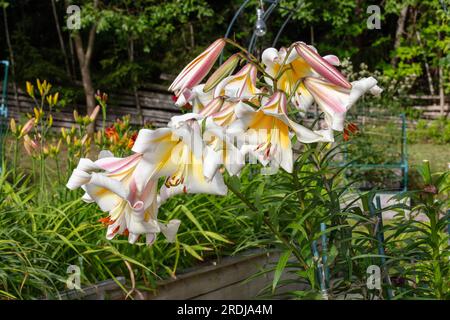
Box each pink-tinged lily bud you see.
[203,53,240,93]
[23,135,39,156]
[20,118,35,137]
[295,42,351,89]
[89,105,101,121]
[169,38,226,96]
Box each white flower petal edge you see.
[228,92,333,173]
[66,152,181,245]
[132,113,228,205]
[304,76,382,131]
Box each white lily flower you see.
[262,45,346,111]
[229,91,334,173]
[262,44,381,131]
[66,152,180,245]
[132,113,228,204]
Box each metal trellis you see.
[0,60,9,173]
[220,0,304,63]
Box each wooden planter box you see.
[58,250,305,300]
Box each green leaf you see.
[272,250,292,293]
[227,175,241,192]
[180,205,210,241]
[203,231,233,244]
[181,243,204,261]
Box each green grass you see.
[408,143,450,172]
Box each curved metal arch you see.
[221,0,302,63]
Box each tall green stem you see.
[224,178,309,270]
[13,139,18,180]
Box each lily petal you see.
[169,39,226,95]
[304,76,380,131]
[295,42,351,89]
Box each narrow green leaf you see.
[273,250,292,293]
[181,243,204,261]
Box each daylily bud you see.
[42,80,51,95]
[34,107,40,121]
[48,114,53,127]
[37,79,43,96]
[61,127,67,139]
[169,38,226,95]
[73,110,79,122]
[10,118,17,134]
[204,53,240,93]
[26,81,35,98]
[295,42,351,89]
[56,139,62,153]
[53,92,59,105]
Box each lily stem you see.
[224,178,309,270]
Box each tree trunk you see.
[2,5,20,112]
[73,27,97,133]
[51,0,72,79]
[128,39,143,126]
[416,31,435,95]
[438,60,445,116]
[71,0,99,134]
[69,37,77,79]
[391,5,409,67]
[188,22,195,49]
[80,63,96,117]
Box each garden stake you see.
[320,223,330,288]
[372,195,393,299]
[311,240,327,299]
[311,223,330,299]
[447,210,450,246]
[0,60,9,174]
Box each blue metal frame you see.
[368,195,393,299]
[340,113,409,192]
[1,60,9,118]
[311,222,330,298]
[0,60,9,174]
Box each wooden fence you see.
[1,83,448,131]
[3,84,181,129]
[410,95,450,119]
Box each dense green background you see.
[1,0,448,97]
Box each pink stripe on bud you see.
[295,42,351,89]
[169,39,226,95]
